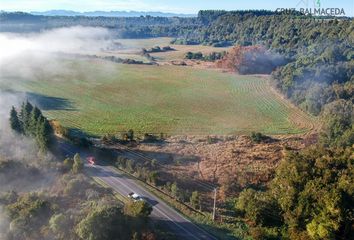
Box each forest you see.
[1,102,156,240]
[1,10,352,116]
[0,10,353,239]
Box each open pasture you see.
[10,59,314,136]
[114,37,230,62]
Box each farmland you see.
[90,37,231,63]
[4,56,315,136]
[112,37,230,62]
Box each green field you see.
[113,37,231,62]
[7,58,314,136]
[98,37,231,63]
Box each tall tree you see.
[36,116,53,150]
[9,106,22,133]
[19,101,34,134]
[29,106,41,134]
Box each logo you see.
[276,0,346,16]
[316,0,321,8]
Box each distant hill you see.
[29,10,196,17]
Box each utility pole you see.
[212,188,217,221]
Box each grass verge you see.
[108,166,247,240]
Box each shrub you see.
[72,153,83,174]
[250,132,269,143]
[124,201,152,218]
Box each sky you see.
[0,0,353,16]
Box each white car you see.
[128,192,142,201]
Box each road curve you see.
[86,164,218,240]
[57,139,217,239]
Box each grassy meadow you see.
[110,37,230,62]
[5,57,315,136]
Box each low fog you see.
[0,26,117,86]
[0,91,57,192]
[0,92,36,160]
[0,26,116,150]
[0,26,113,61]
[0,26,118,191]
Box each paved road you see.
[58,140,218,239]
[87,164,218,240]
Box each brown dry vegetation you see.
[216,45,286,74]
[134,134,312,201]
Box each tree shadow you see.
[1,90,76,111]
[141,196,159,206]
[25,92,76,111]
[65,127,98,139]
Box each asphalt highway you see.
[58,139,218,239]
[87,164,218,240]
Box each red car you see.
[86,157,95,165]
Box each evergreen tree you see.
[29,106,41,135]
[9,106,22,133]
[37,117,52,150]
[19,102,26,125]
[19,101,34,134]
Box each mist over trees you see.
[0,172,156,240]
[9,101,53,151]
[190,11,353,116]
[1,10,351,117]
[0,9,353,240]
[216,45,287,74]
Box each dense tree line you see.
[187,12,353,239]
[0,171,156,240]
[0,12,199,37]
[0,139,156,240]
[235,93,353,240]
[142,45,175,53]
[9,101,53,150]
[2,11,351,116]
[2,11,353,239]
[189,12,353,116]
[235,144,353,239]
[185,51,226,61]
[320,99,354,147]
